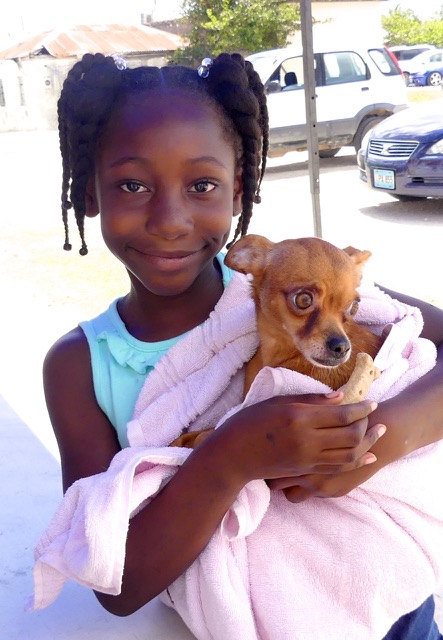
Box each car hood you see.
[371,100,443,141]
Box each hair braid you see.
[58,53,122,254]
[206,53,268,247]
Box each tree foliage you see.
[382,7,443,47]
[172,0,301,65]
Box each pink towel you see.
[28,273,443,640]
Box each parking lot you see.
[1,131,442,636]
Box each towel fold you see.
[28,272,443,640]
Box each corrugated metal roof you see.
[0,24,185,60]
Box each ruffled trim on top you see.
[95,254,234,375]
[96,300,186,375]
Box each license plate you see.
[373,169,395,190]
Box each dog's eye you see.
[347,298,360,316]
[293,291,313,310]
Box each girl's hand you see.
[215,392,385,485]
[267,470,376,502]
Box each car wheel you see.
[392,194,426,202]
[318,148,340,159]
[427,72,442,86]
[353,116,385,153]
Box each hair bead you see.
[198,58,213,78]
[111,53,127,71]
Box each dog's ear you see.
[225,234,274,276]
[343,246,372,284]
[343,246,372,267]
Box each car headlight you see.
[425,139,443,155]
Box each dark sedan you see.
[357,99,443,201]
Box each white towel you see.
[28,273,443,640]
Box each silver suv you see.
[247,45,407,158]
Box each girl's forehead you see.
[97,91,240,167]
[110,91,220,130]
[99,90,241,161]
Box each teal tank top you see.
[79,255,234,448]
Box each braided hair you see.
[58,52,269,255]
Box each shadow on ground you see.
[360,198,443,226]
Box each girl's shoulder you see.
[45,325,89,364]
[43,327,92,417]
[44,325,121,489]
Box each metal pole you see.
[300,0,322,238]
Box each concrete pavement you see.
[0,394,194,638]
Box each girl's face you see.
[87,93,243,299]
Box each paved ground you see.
[1,130,443,636]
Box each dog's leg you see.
[170,428,214,449]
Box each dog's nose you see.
[326,336,351,359]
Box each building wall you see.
[0,52,171,132]
[290,1,386,48]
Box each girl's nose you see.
[145,191,193,240]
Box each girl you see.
[44,52,443,638]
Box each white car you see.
[389,44,436,84]
[247,46,408,158]
[397,48,443,86]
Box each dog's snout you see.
[326,336,351,359]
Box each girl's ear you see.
[85,177,99,218]
[233,173,243,217]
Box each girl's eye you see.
[189,180,216,194]
[293,291,313,310]
[347,298,360,316]
[120,181,148,193]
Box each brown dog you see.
[171,235,383,448]
[226,235,382,394]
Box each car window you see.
[430,53,443,63]
[278,56,305,90]
[394,48,429,61]
[323,51,367,85]
[368,48,400,76]
[246,54,280,84]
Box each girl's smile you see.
[127,246,205,273]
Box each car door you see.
[314,50,371,139]
[265,50,371,147]
[265,52,338,148]
[264,53,310,136]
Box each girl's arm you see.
[44,327,382,616]
[272,287,443,501]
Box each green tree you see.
[382,6,443,47]
[172,0,302,65]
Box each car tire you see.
[427,72,442,86]
[353,116,385,153]
[318,148,340,158]
[392,194,426,202]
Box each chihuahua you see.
[171,235,383,448]
[225,234,383,395]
